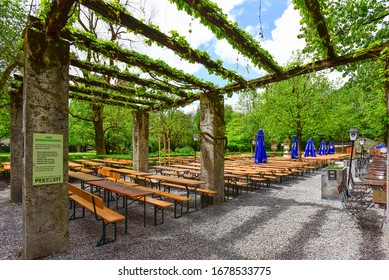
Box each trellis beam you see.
[225,42,389,93]
[172,0,282,74]
[70,59,196,98]
[303,0,337,58]
[78,0,246,84]
[45,0,75,37]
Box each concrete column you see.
[132,111,149,172]
[10,87,23,203]
[23,28,69,259]
[200,92,225,204]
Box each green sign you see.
[33,133,63,185]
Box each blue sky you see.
[138,0,307,111]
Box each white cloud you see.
[212,2,306,76]
[261,3,305,66]
[142,0,252,68]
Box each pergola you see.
[8,0,388,259]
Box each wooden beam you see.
[224,43,389,94]
[66,29,219,92]
[69,91,140,108]
[303,0,336,58]
[175,0,282,74]
[70,75,178,104]
[69,59,195,98]
[69,84,155,108]
[45,0,75,37]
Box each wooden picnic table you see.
[100,159,131,168]
[85,179,153,233]
[68,161,83,171]
[74,159,90,163]
[362,179,386,190]
[152,165,188,176]
[68,170,104,189]
[2,162,11,184]
[109,168,152,180]
[144,174,206,212]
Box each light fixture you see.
[193,134,199,162]
[348,128,359,141]
[359,138,366,146]
[193,134,199,142]
[347,128,359,188]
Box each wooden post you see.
[168,137,171,166]
[158,135,161,165]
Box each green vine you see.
[169,0,281,74]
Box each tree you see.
[0,0,26,143]
[0,0,26,91]
[293,0,389,142]
[240,72,337,158]
[68,100,95,150]
[104,105,133,154]
[149,109,195,154]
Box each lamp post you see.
[359,138,366,159]
[348,128,359,187]
[193,134,199,163]
[252,139,256,155]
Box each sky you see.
[138,0,307,113]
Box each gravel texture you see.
[0,172,388,260]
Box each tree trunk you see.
[92,103,106,154]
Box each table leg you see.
[185,186,198,213]
[124,196,128,234]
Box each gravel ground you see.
[0,172,388,260]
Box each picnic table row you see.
[68,169,208,226]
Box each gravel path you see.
[1,172,388,260]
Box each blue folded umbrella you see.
[304,138,316,157]
[291,136,298,159]
[318,140,327,155]
[254,129,267,164]
[327,141,335,154]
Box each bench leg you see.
[174,201,183,219]
[69,201,85,220]
[153,206,165,226]
[96,221,117,247]
[185,189,198,213]
[201,194,209,208]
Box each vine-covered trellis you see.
[11,0,389,111]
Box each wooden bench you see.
[154,181,217,209]
[274,171,290,182]
[161,170,177,176]
[195,188,218,208]
[224,180,248,197]
[159,182,187,192]
[140,196,173,225]
[81,168,94,174]
[67,184,125,247]
[250,176,267,189]
[135,185,191,218]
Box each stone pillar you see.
[23,28,69,259]
[10,87,23,203]
[200,92,225,204]
[132,111,149,172]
